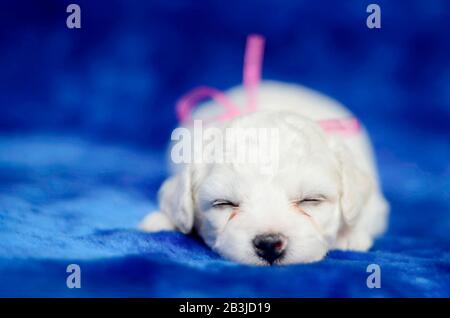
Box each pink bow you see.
[176,34,360,135]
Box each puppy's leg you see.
[333,228,373,251]
[139,211,176,232]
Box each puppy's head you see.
[160,111,372,265]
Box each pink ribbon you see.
[176,34,360,136]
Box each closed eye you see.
[295,195,326,206]
[211,199,239,209]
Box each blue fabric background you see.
[0,0,449,297]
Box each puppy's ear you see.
[158,168,195,234]
[330,140,373,226]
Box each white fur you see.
[139,81,389,265]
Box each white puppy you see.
[140,81,389,265]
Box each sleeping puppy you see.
[140,81,389,265]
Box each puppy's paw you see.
[139,212,176,232]
[333,231,373,252]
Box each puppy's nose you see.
[253,233,287,264]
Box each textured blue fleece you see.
[0,0,450,297]
[0,134,449,297]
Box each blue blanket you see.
[0,0,449,297]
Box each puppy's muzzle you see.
[252,233,287,264]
